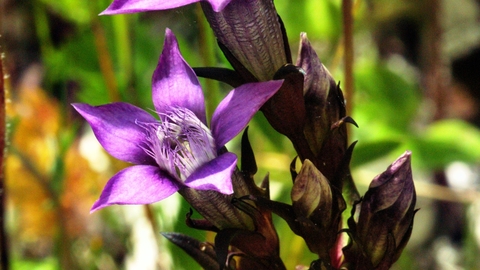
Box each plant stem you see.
[342,0,354,123]
[195,4,220,121]
[91,16,121,102]
[422,0,447,120]
[0,45,9,270]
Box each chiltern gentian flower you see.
[73,29,283,212]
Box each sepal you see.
[161,232,219,270]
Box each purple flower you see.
[100,0,233,14]
[73,29,283,212]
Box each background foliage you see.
[2,0,480,269]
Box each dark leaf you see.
[161,232,219,270]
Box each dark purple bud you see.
[291,160,346,262]
[344,151,417,269]
[295,32,358,190]
[260,64,320,163]
[161,232,219,270]
[296,33,344,155]
[291,159,333,220]
[201,0,291,81]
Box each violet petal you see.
[72,102,155,165]
[184,152,237,194]
[91,165,179,212]
[101,0,232,15]
[152,29,206,124]
[211,80,283,149]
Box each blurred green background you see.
[1,0,480,269]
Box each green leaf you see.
[276,0,341,42]
[38,0,92,25]
[351,139,402,168]
[354,60,421,134]
[407,120,480,169]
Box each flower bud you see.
[291,159,332,220]
[343,151,417,269]
[288,160,346,262]
[296,33,344,155]
[295,33,355,186]
[201,0,291,81]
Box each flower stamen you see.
[139,108,217,181]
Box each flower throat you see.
[142,107,216,181]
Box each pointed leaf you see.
[215,228,241,269]
[194,67,244,88]
[161,232,219,270]
[240,127,257,176]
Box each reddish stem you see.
[0,48,9,269]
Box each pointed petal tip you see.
[164,27,175,42]
[152,27,206,122]
[395,151,412,167]
[300,32,309,42]
[208,0,233,12]
[98,9,112,16]
[99,5,146,16]
[403,150,412,157]
[90,201,107,213]
[71,102,88,112]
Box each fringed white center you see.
[139,108,216,181]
